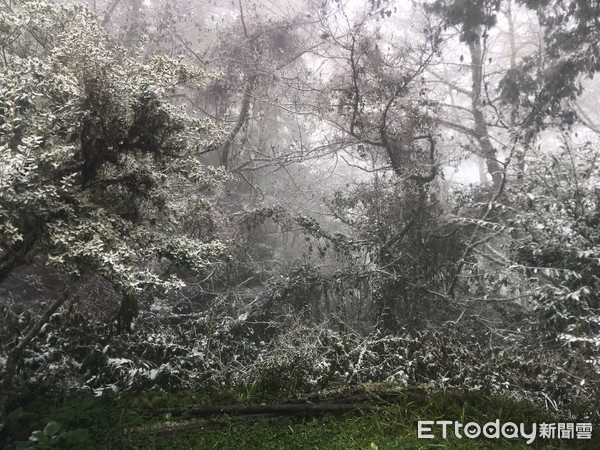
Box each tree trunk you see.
[477,155,488,185]
[219,74,257,169]
[468,30,504,189]
[506,0,527,182]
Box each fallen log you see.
[157,402,381,417]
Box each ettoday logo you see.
[417,420,593,444]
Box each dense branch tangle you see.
[327,15,440,185]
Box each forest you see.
[0,0,599,448]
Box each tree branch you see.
[1,289,71,421]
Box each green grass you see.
[121,411,568,450]
[3,386,598,449]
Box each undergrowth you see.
[4,385,597,449]
[2,310,599,448]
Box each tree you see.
[509,141,600,366]
[0,0,226,419]
[255,1,472,331]
[506,0,600,129]
[425,0,525,190]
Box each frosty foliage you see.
[0,1,228,294]
[1,0,600,432]
[4,299,596,422]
